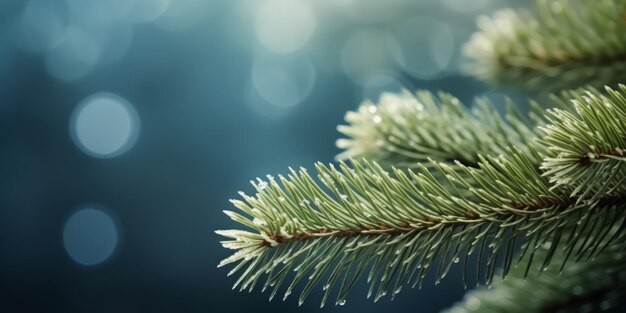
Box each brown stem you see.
[260,194,626,248]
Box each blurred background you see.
[0,0,529,312]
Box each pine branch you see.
[464,0,626,92]
[541,86,626,199]
[217,86,626,306]
[217,157,625,306]
[444,241,626,313]
[336,90,541,168]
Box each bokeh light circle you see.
[340,30,402,82]
[393,16,456,79]
[70,93,140,158]
[17,0,68,52]
[44,27,101,82]
[254,0,316,54]
[66,0,134,23]
[251,53,316,108]
[63,207,119,266]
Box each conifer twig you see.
[217,86,626,306]
[464,0,626,92]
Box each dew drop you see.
[338,299,347,306]
[253,218,267,226]
[283,290,292,300]
[453,257,460,263]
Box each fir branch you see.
[336,90,540,168]
[541,86,626,200]
[464,0,626,92]
[444,242,626,313]
[218,86,626,306]
[217,154,626,305]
